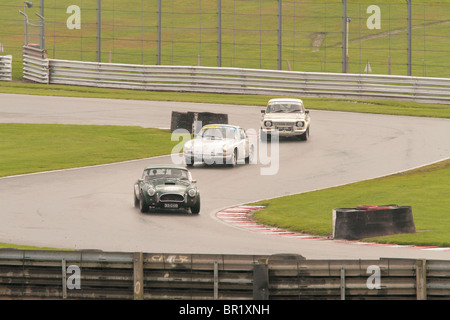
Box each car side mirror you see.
[192,179,197,183]
[306,110,310,114]
[261,109,265,114]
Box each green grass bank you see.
[251,159,450,247]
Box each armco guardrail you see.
[22,46,450,105]
[0,55,12,81]
[22,46,48,84]
[0,249,449,300]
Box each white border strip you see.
[0,154,173,180]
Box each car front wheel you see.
[185,157,194,167]
[139,191,149,213]
[300,127,309,141]
[245,145,254,164]
[191,196,200,214]
[134,189,140,208]
[229,149,237,167]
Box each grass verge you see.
[250,159,450,247]
[0,243,68,250]
[0,123,179,178]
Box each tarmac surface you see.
[1,93,449,260]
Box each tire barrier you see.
[332,205,416,240]
[170,111,228,133]
[170,111,191,133]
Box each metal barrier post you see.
[214,260,219,299]
[253,259,269,300]
[133,252,144,300]
[62,258,67,299]
[416,259,427,300]
[340,266,346,300]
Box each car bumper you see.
[261,128,307,137]
[184,153,234,165]
[145,195,199,209]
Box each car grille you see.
[160,193,185,202]
[276,127,293,131]
[274,122,295,126]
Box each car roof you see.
[201,124,240,130]
[144,164,188,171]
[268,98,304,104]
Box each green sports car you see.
[134,165,200,214]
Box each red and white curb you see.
[216,206,322,239]
[216,206,450,252]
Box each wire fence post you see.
[342,0,348,73]
[277,0,282,70]
[97,0,101,62]
[217,0,222,67]
[407,0,412,76]
[40,0,45,50]
[157,0,162,65]
[6,1,450,78]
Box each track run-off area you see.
[1,93,449,260]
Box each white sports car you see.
[260,98,311,141]
[183,124,254,167]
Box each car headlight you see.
[147,188,156,196]
[264,120,272,127]
[222,145,229,153]
[183,142,192,152]
[188,189,197,197]
[296,121,305,127]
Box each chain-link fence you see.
[1,0,450,78]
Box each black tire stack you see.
[170,111,228,133]
[332,205,416,240]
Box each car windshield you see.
[267,103,304,113]
[200,127,237,140]
[144,168,190,181]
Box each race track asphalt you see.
[1,93,449,260]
